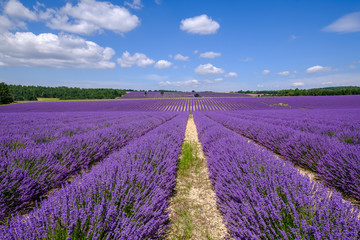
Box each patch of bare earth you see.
[167,115,229,239]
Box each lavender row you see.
[195,92,249,98]
[0,112,154,150]
[260,95,360,109]
[0,112,188,239]
[120,91,248,98]
[224,109,360,145]
[0,111,136,137]
[1,95,360,113]
[226,108,360,128]
[121,91,195,98]
[205,111,360,201]
[194,112,360,239]
[0,112,176,220]
[0,98,271,112]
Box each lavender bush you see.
[0,112,188,239]
[0,111,176,220]
[120,91,248,99]
[1,95,360,113]
[194,112,360,239]
[204,111,360,201]
[0,97,271,112]
[224,109,360,145]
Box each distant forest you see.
[8,84,127,101]
[237,86,360,96]
[2,83,360,104]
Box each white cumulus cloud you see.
[292,82,304,87]
[0,15,13,32]
[239,57,253,62]
[203,78,224,84]
[117,51,155,68]
[321,81,334,86]
[159,79,200,87]
[43,0,140,35]
[323,12,360,33]
[194,63,224,75]
[260,73,360,89]
[154,60,172,69]
[262,69,270,75]
[277,71,291,76]
[225,72,238,77]
[124,0,143,9]
[0,32,115,68]
[174,54,189,61]
[306,65,333,74]
[4,0,37,21]
[180,14,220,35]
[145,74,168,81]
[349,65,357,69]
[199,51,221,59]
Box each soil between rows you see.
[167,114,229,239]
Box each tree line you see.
[277,86,360,96]
[0,82,14,104]
[237,86,360,96]
[2,82,360,105]
[5,84,127,101]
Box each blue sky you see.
[0,0,359,91]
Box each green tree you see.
[25,90,37,101]
[0,82,14,104]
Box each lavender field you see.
[0,95,360,239]
[120,91,248,99]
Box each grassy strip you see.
[168,137,221,239]
[168,113,229,239]
[169,141,202,239]
[178,141,199,176]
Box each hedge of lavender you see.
[120,91,248,99]
[224,109,360,145]
[1,95,360,113]
[194,112,360,239]
[0,112,161,148]
[194,92,249,98]
[0,111,176,220]
[0,112,188,239]
[205,111,360,201]
[0,98,271,112]
[260,95,360,109]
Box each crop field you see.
[0,95,360,239]
[120,91,249,99]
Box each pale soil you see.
[167,116,229,239]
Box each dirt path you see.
[167,115,229,239]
